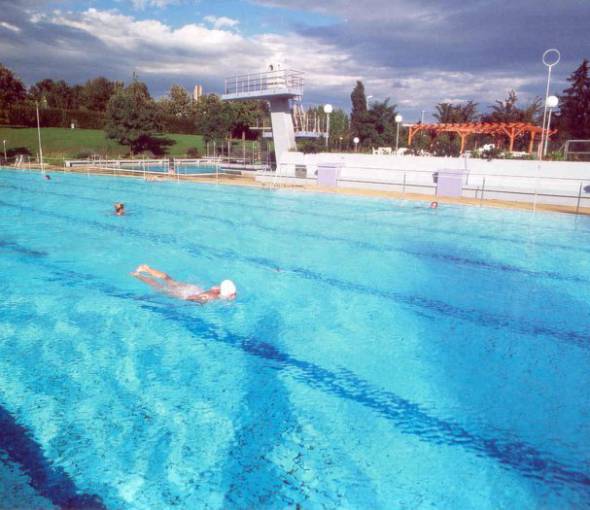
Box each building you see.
[193,84,203,101]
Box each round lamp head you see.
[353,137,360,144]
[395,114,403,123]
[542,48,561,67]
[546,95,558,108]
[323,104,333,114]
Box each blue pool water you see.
[120,165,217,175]
[0,169,589,509]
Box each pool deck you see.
[7,165,590,217]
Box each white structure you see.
[221,67,304,166]
[260,151,590,209]
[193,84,203,101]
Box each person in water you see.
[430,201,438,209]
[114,203,125,216]
[131,264,237,303]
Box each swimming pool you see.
[0,168,589,509]
[119,164,218,175]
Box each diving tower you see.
[221,67,304,166]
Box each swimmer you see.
[131,264,236,303]
[114,203,125,216]
[44,174,51,180]
[430,201,438,209]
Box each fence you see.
[270,162,590,214]
[224,69,304,97]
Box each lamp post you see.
[35,101,45,173]
[323,104,333,148]
[543,95,559,156]
[353,136,360,152]
[539,49,560,159]
[395,114,403,152]
[2,140,6,162]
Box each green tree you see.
[194,94,233,143]
[28,79,79,110]
[159,84,194,118]
[434,101,479,123]
[82,77,122,112]
[105,79,161,154]
[328,108,349,149]
[558,59,590,140]
[0,63,27,112]
[432,101,479,155]
[350,81,374,144]
[367,99,398,146]
[482,90,541,123]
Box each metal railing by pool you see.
[267,163,590,214]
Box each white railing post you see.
[576,181,583,214]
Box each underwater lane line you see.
[3,250,590,498]
[4,181,590,286]
[0,197,588,350]
[13,169,589,238]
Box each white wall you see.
[272,152,590,206]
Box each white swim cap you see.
[220,279,237,298]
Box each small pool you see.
[119,165,218,175]
[0,169,589,509]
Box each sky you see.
[1,0,588,120]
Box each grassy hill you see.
[0,127,206,163]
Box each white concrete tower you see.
[221,66,303,167]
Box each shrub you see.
[186,147,200,158]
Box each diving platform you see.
[221,69,304,101]
[221,67,304,167]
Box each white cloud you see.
[203,16,240,29]
[0,21,21,33]
[3,6,546,114]
[129,0,179,10]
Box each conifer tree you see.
[558,59,590,139]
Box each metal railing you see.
[224,69,304,96]
[563,139,590,160]
[270,163,590,214]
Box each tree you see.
[558,59,590,140]
[194,94,233,143]
[159,84,194,118]
[82,77,122,112]
[350,81,374,144]
[483,90,541,124]
[105,79,161,154]
[328,108,350,148]
[367,99,398,146]
[0,63,27,112]
[432,101,479,155]
[434,101,479,123]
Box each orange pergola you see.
[407,122,556,154]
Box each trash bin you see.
[436,169,465,197]
[317,163,341,187]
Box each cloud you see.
[129,0,180,10]
[0,0,586,118]
[0,21,21,33]
[203,16,240,29]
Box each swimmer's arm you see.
[186,291,215,304]
[131,272,165,291]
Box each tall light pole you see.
[353,136,360,152]
[539,49,560,159]
[323,104,333,148]
[35,101,45,173]
[543,95,559,156]
[395,114,403,152]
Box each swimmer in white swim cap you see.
[219,279,237,299]
[131,264,237,304]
